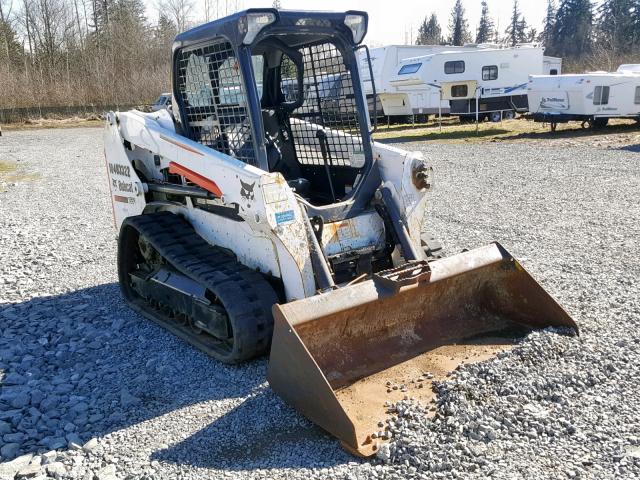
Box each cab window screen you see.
[399,63,422,75]
[287,42,364,167]
[445,61,465,74]
[176,39,256,166]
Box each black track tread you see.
[118,211,278,363]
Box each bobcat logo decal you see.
[240,179,255,201]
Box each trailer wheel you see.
[490,112,502,123]
[592,118,609,129]
[504,110,516,120]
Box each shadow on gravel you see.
[0,284,264,461]
[151,389,351,471]
[618,144,640,153]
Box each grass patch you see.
[373,117,640,144]
[0,160,17,174]
[0,160,39,192]
[1,117,103,131]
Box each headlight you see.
[344,13,367,44]
[411,158,433,191]
[239,12,276,45]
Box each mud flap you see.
[267,242,577,456]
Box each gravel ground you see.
[0,127,639,480]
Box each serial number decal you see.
[108,163,131,177]
[114,195,135,204]
[275,210,295,225]
[263,182,287,204]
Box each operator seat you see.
[262,109,310,195]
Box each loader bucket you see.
[267,242,577,456]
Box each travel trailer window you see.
[451,85,468,97]
[482,65,498,81]
[398,63,422,75]
[593,86,610,105]
[445,61,465,74]
[635,86,640,104]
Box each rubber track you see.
[119,211,278,363]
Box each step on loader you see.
[104,9,577,456]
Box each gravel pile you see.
[375,327,639,479]
[1,128,639,479]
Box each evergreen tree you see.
[0,1,22,69]
[106,0,150,81]
[157,0,194,32]
[156,12,177,44]
[109,0,147,37]
[92,0,146,39]
[552,0,594,58]
[448,0,471,46]
[150,12,176,68]
[0,17,23,68]
[597,0,635,53]
[516,16,529,43]
[475,1,494,44]
[416,13,442,45]
[92,0,113,35]
[506,0,524,46]
[541,0,557,50]
[633,0,640,45]
[416,17,427,45]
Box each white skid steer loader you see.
[104,9,577,456]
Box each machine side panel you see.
[104,116,146,229]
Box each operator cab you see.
[172,10,374,209]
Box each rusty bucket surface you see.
[267,243,577,456]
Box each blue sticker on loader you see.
[275,210,295,225]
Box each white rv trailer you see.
[389,44,562,122]
[544,56,562,76]
[527,65,640,129]
[357,44,475,119]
